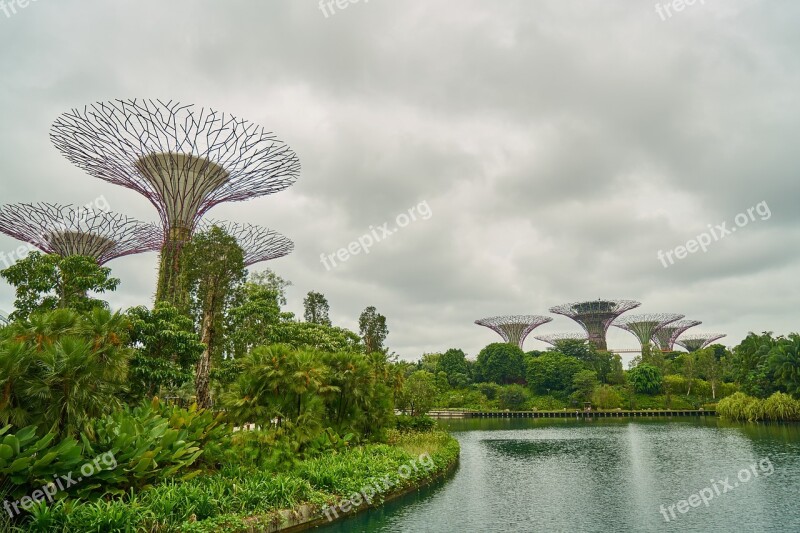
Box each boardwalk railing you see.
[427,409,716,419]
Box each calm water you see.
[314,417,800,532]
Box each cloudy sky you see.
[1,0,798,363]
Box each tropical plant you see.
[474,343,526,385]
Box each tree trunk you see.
[195,308,214,408]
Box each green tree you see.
[526,351,583,395]
[730,332,776,398]
[249,269,291,306]
[267,321,363,352]
[498,384,529,410]
[182,226,246,408]
[0,308,129,436]
[397,370,437,416]
[627,363,663,395]
[768,334,800,397]
[358,306,388,354]
[475,343,526,385]
[126,303,205,402]
[592,384,623,409]
[225,280,283,358]
[303,291,332,326]
[1,252,119,320]
[438,348,471,387]
[571,370,599,403]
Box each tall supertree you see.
[675,333,727,353]
[612,313,684,351]
[0,203,161,264]
[474,315,553,348]
[533,332,589,347]
[198,220,293,267]
[652,319,702,351]
[0,310,8,326]
[549,299,641,350]
[50,99,300,304]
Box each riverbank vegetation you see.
[0,231,457,531]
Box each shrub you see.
[395,415,436,432]
[498,385,529,410]
[591,385,622,409]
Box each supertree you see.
[612,313,684,350]
[549,299,641,350]
[675,333,727,353]
[652,319,702,351]
[197,220,293,267]
[474,315,553,348]
[0,202,161,264]
[50,99,300,304]
[0,310,8,326]
[533,332,589,347]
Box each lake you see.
[314,417,800,532]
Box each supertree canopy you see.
[533,332,589,347]
[475,315,553,348]
[612,313,684,350]
[549,299,641,350]
[198,220,293,267]
[0,310,8,326]
[652,319,702,351]
[675,333,727,353]
[50,99,300,304]
[0,203,161,265]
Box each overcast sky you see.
[1,0,798,363]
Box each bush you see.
[394,415,436,432]
[528,395,567,410]
[591,385,622,409]
[498,385,529,410]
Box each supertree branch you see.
[50,99,301,304]
[198,220,293,267]
[675,333,727,353]
[0,202,161,265]
[548,299,641,351]
[612,313,684,349]
[474,315,553,348]
[652,319,702,351]
[533,332,589,346]
[50,99,300,231]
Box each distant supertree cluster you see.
[50,99,300,304]
[533,332,589,347]
[198,220,293,267]
[652,319,702,351]
[474,315,553,348]
[548,299,641,350]
[613,313,684,350]
[0,203,161,265]
[675,333,727,352]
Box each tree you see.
[303,291,332,326]
[267,321,363,353]
[248,269,291,306]
[437,348,471,387]
[0,252,119,320]
[126,303,205,402]
[677,353,698,395]
[182,226,246,408]
[627,363,663,394]
[359,306,388,354]
[225,280,283,359]
[475,343,526,385]
[0,308,129,436]
[768,334,800,397]
[571,370,599,403]
[526,351,583,395]
[592,385,623,409]
[397,370,437,416]
[730,332,776,398]
[498,384,529,410]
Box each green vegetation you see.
[0,235,458,531]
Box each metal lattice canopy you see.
[548,299,641,350]
[50,99,301,233]
[197,220,294,267]
[674,333,727,353]
[0,202,161,264]
[533,332,589,346]
[613,313,684,349]
[474,315,553,348]
[0,310,9,326]
[652,319,702,351]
